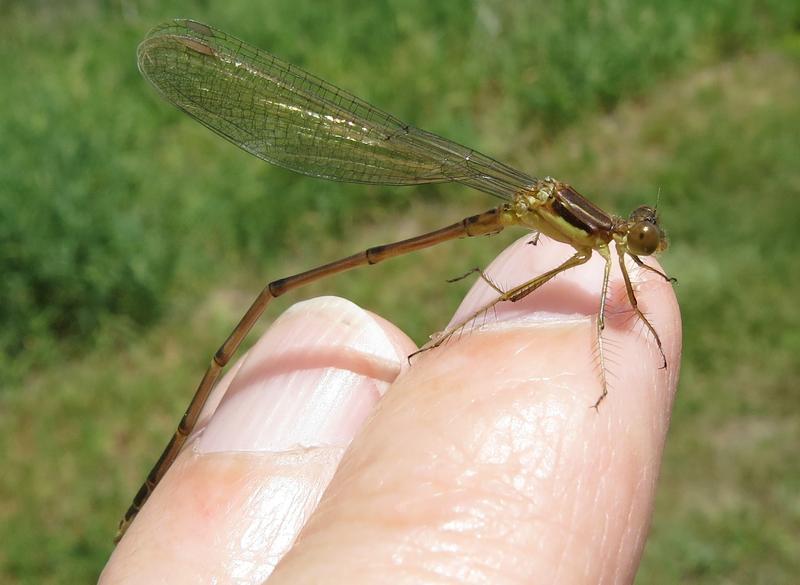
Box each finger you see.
[268,235,681,584]
[100,296,416,584]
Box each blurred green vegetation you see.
[1,0,798,582]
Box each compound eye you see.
[627,221,661,255]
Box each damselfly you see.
[118,19,673,541]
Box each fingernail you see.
[449,235,611,329]
[198,296,406,453]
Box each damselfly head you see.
[625,205,668,255]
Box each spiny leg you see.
[592,246,613,410]
[446,267,506,295]
[630,254,676,284]
[450,267,506,337]
[412,248,592,358]
[617,247,667,369]
[504,248,592,303]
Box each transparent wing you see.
[137,19,537,200]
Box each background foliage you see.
[1,0,798,582]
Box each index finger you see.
[269,235,682,583]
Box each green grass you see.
[1,0,799,582]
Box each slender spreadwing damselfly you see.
[117,19,674,541]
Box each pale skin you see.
[101,235,681,584]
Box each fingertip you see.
[450,234,681,407]
[266,238,682,583]
[269,306,678,583]
[103,297,417,583]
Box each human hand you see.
[101,235,681,584]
